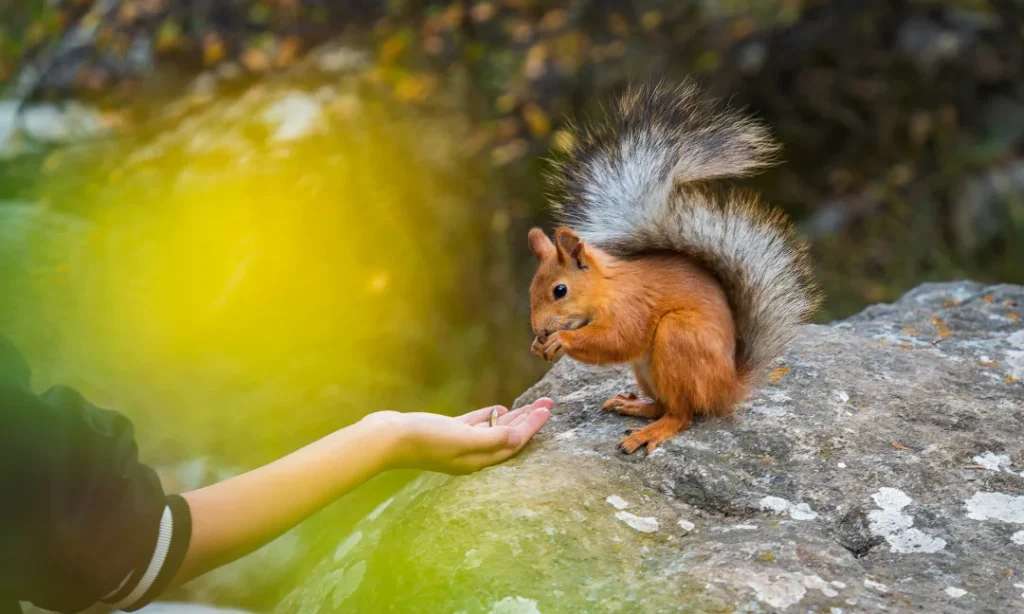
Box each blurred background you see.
[1,0,1022,610]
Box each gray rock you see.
[0,99,109,157]
[280,281,1024,613]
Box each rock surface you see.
[280,281,1023,613]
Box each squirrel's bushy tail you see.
[549,81,820,380]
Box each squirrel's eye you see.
[553,284,568,300]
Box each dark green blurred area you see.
[3,0,1022,314]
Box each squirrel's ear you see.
[554,227,589,270]
[528,227,556,261]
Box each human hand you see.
[365,398,554,474]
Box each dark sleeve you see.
[0,347,191,613]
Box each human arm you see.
[0,331,552,610]
[174,399,553,583]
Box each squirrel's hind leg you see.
[617,311,736,454]
[602,359,665,417]
[608,369,676,448]
[618,414,691,454]
[602,394,664,418]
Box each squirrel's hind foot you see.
[618,414,691,455]
[602,394,663,419]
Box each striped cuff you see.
[103,495,192,612]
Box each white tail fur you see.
[549,81,819,379]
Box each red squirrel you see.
[528,82,820,455]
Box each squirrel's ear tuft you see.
[554,227,588,270]
[528,227,556,261]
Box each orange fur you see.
[529,226,747,454]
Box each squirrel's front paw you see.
[530,336,546,359]
[538,332,566,362]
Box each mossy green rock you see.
[281,282,1024,613]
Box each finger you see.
[495,405,529,426]
[526,397,554,411]
[476,403,539,428]
[507,404,544,428]
[470,398,553,427]
[461,407,553,469]
[472,406,521,428]
[506,409,532,428]
[458,403,554,451]
[458,405,507,425]
[506,406,552,449]
[494,399,550,428]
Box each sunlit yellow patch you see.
[6,87,522,463]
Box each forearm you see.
[174,415,400,583]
